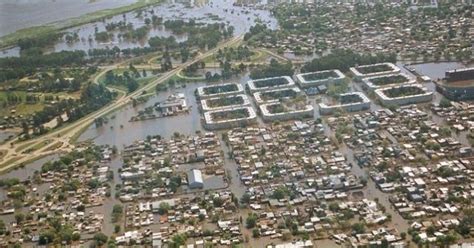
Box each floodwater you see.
[409,62,465,81]
[0,131,16,144]
[0,153,59,181]
[0,0,278,57]
[0,0,139,37]
[78,72,252,148]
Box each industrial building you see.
[188,169,204,189]
[436,67,474,101]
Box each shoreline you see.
[0,0,163,50]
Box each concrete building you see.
[253,87,302,105]
[362,73,416,91]
[296,69,346,88]
[201,94,251,111]
[203,106,257,130]
[259,103,314,122]
[350,63,400,81]
[196,83,244,99]
[436,67,474,101]
[319,92,371,115]
[247,76,296,93]
[188,169,204,189]
[375,84,433,106]
[445,67,474,82]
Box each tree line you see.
[23,83,115,137]
[302,49,397,73]
[0,51,87,83]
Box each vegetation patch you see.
[203,84,239,95]
[266,103,289,114]
[356,64,393,74]
[253,77,289,88]
[302,49,396,73]
[211,108,250,121]
[302,71,338,81]
[260,89,298,101]
[339,94,364,104]
[266,96,307,114]
[207,96,244,108]
[369,75,409,86]
[383,86,426,98]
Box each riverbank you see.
[0,0,163,50]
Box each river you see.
[0,0,139,37]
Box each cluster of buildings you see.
[325,104,474,246]
[130,93,190,122]
[198,76,315,130]
[222,121,410,246]
[249,76,314,121]
[431,101,474,133]
[197,83,257,130]
[118,132,224,201]
[0,146,113,246]
[116,191,244,246]
[256,2,472,61]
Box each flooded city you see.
[0,0,473,247]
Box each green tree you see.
[94,232,108,246]
[246,213,258,229]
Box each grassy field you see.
[44,141,63,152]
[0,0,163,49]
[0,91,80,116]
[0,156,25,171]
[176,71,205,81]
[97,68,158,93]
[23,139,53,154]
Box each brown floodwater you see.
[77,72,252,148]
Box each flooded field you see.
[0,0,277,58]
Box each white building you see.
[188,169,204,189]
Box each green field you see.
[97,68,158,93]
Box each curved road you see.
[0,35,244,172]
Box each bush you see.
[93,232,108,246]
[246,213,258,229]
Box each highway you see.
[0,35,244,172]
